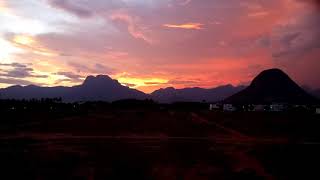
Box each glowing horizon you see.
[0,0,320,93]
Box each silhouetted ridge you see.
[0,75,148,102]
[225,69,317,104]
[83,75,118,86]
[312,89,320,99]
[151,84,245,103]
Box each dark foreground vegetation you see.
[0,99,320,179]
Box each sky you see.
[0,0,319,93]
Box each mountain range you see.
[0,75,148,102]
[0,69,318,104]
[151,85,245,103]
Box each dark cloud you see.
[0,78,34,86]
[56,71,83,82]
[94,63,117,74]
[53,78,76,85]
[256,36,271,48]
[300,0,320,9]
[0,63,47,79]
[168,79,202,86]
[47,0,93,18]
[56,72,82,79]
[272,12,320,58]
[6,67,33,78]
[280,32,301,47]
[68,62,90,73]
[0,63,28,68]
[68,62,116,75]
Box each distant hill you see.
[224,69,318,104]
[302,87,320,99]
[0,75,149,102]
[151,85,246,103]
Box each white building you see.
[270,104,285,112]
[209,104,220,111]
[223,104,236,112]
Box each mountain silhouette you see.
[0,75,148,102]
[313,89,320,99]
[0,85,69,100]
[151,85,246,103]
[224,69,318,104]
[0,70,318,103]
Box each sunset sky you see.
[0,0,319,93]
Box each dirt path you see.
[191,112,253,140]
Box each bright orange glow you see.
[116,76,168,88]
[163,23,204,30]
[0,38,21,60]
[13,35,35,45]
[112,72,169,92]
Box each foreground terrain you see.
[0,101,320,179]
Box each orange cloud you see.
[11,35,59,57]
[0,1,8,13]
[163,23,204,30]
[248,11,269,18]
[13,35,35,45]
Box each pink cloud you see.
[110,11,154,44]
